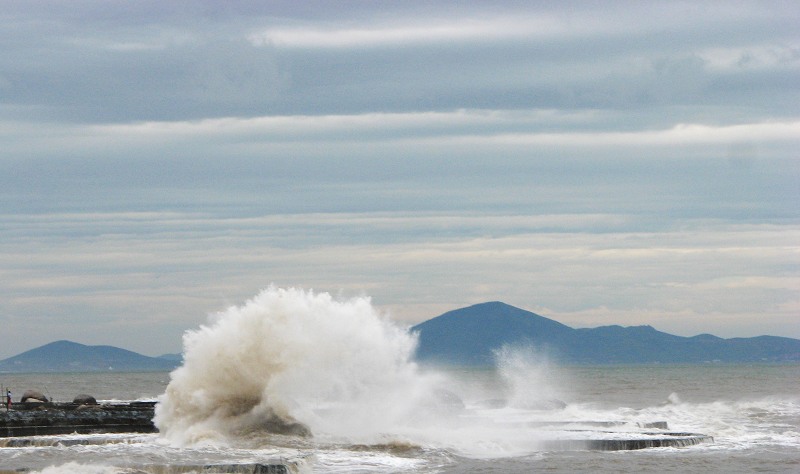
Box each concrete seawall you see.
[1,403,713,452]
[0,401,156,437]
[542,432,714,451]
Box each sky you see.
[0,0,798,358]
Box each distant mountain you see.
[411,302,800,366]
[412,302,574,366]
[0,340,182,373]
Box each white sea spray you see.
[154,286,439,445]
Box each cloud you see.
[699,44,800,71]
[1,210,797,358]
[2,2,798,122]
[8,112,795,151]
[0,1,798,357]
[250,16,586,49]
[474,121,800,148]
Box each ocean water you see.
[1,364,799,473]
[1,288,798,473]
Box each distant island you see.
[2,302,798,372]
[0,340,181,373]
[412,302,800,366]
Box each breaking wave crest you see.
[154,287,439,445]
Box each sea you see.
[2,364,798,473]
[1,289,798,473]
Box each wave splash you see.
[154,287,439,445]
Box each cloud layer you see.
[1,1,798,357]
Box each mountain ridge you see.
[3,302,798,371]
[412,302,800,365]
[0,340,181,373]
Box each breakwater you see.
[1,404,714,451]
[0,401,156,437]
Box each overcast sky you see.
[1,1,798,358]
